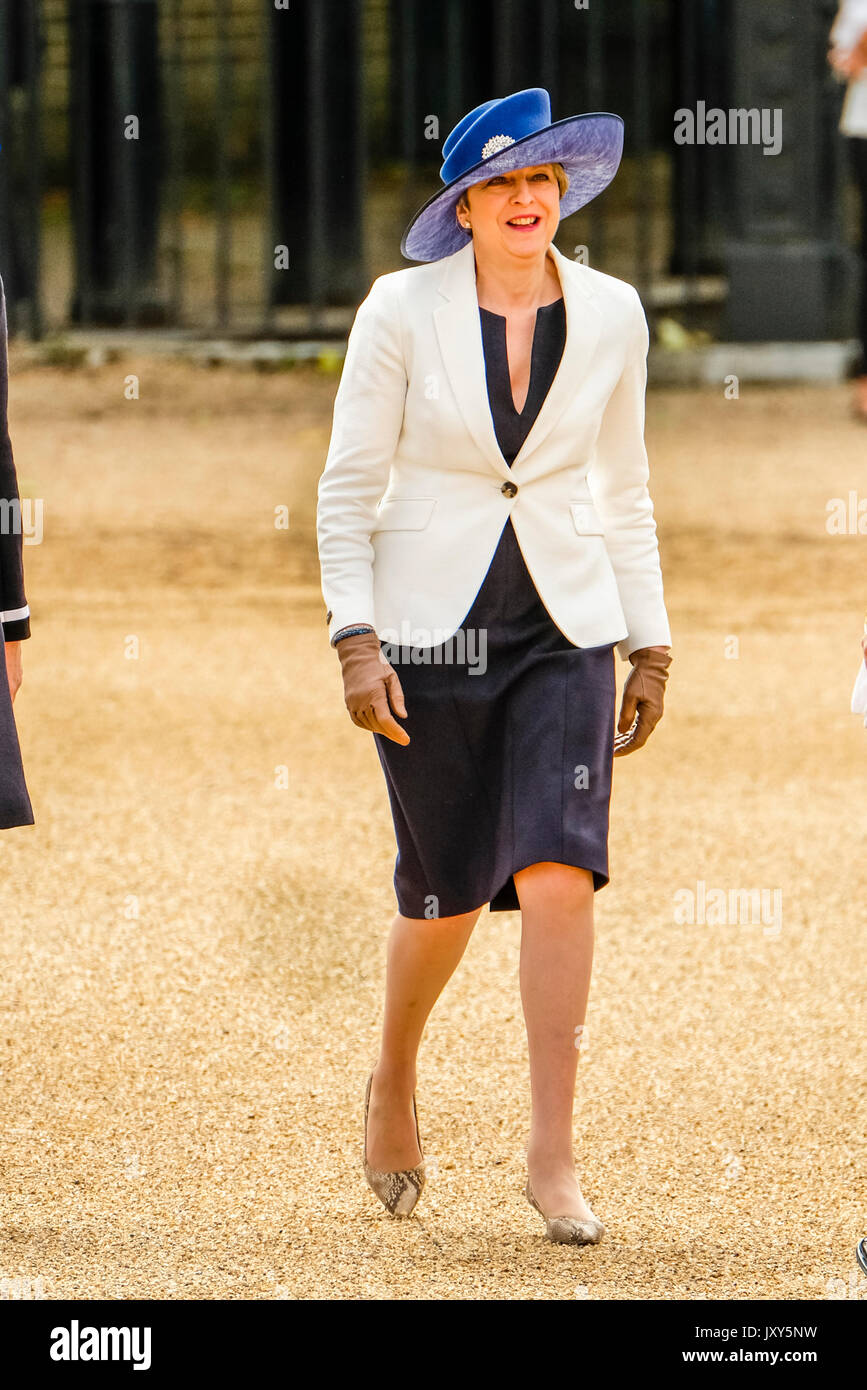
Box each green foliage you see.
[315,349,344,376]
[36,337,90,369]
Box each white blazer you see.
[316,239,671,661]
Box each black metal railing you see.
[0,0,856,342]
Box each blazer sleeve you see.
[0,274,30,643]
[587,286,671,662]
[316,275,408,642]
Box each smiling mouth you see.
[506,215,541,227]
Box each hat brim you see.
[400,112,625,263]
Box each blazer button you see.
[501,481,518,498]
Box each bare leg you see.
[366,906,482,1171]
[515,861,597,1220]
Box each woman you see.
[0,273,34,831]
[317,89,672,1243]
[829,1,867,421]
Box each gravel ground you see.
[1,359,865,1301]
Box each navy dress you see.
[372,297,616,919]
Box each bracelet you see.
[331,624,376,647]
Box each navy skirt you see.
[373,517,616,919]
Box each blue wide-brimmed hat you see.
[400,87,624,263]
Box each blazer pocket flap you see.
[373,497,438,532]
[570,502,605,535]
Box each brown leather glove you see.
[614,646,672,757]
[335,631,410,745]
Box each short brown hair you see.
[455,162,569,219]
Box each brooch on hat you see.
[481,133,515,160]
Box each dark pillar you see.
[670,0,733,276]
[266,0,366,311]
[385,0,570,170]
[721,0,855,340]
[68,0,166,325]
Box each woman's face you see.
[462,163,561,260]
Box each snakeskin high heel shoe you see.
[362,1070,426,1217]
[526,1176,605,1246]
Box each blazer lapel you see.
[433,241,512,481]
[432,240,602,481]
[511,243,602,471]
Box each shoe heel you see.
[526,1175,605,1246]
[363,1071,426,1218]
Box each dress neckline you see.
[478,297,565,418]
[478,297,564,321]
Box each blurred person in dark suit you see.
[830,1,867,421]
[0,273,34,829]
